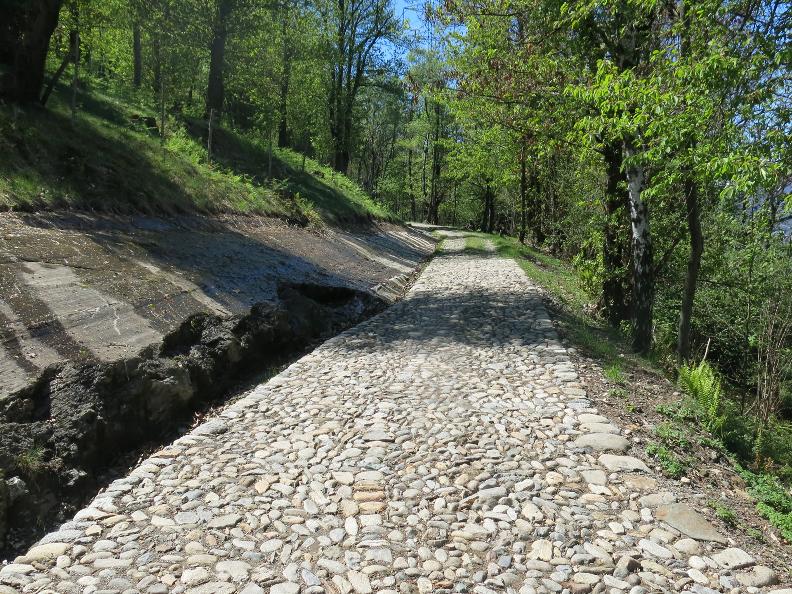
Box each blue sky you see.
[393,0,430,50]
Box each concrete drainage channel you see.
[0,276,418,559]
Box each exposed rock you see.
[712,547,756,569]
[638,492,675,508]
[736,565,777,587]
[673,538,701,556]
[573,433,629,452]
[23,542,68,562]
[0,283,387,556]
[4,479,26,504]
[0,480,6,551]
[613,555,641,578]
[580,470,607,485]
[656,504,726,543]
[580,422,620,434]
[598,454,649,473]
[638,539,673,559]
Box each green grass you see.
[655,421,691,449]
[709,500,739,527]
[464,234,489,254]
[645,442,690,479]
[0,77,392,225]
[609,387,628,399]
[604,362,626,384]
[15,446,45,474]
[429,230,446,252]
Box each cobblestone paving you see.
[2,233,789,594]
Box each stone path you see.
[2,232,789,594]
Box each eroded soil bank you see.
[0,213,434,556]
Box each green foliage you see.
[655,421,691,449]
[708,500,739,527]
[609,387,628,399]
[274,148,393,223]
[656,401,698,423]
[645,442,689,479]
[678,360,724,432]
[736,465,792,542]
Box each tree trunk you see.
[602,140,628,326]
[40,29,77,106]
[205,0,233,118]
[519,145,527,244]
[133,22,142,88]
[529,170,545,244]
[407,148,416,221]
[277,3,291,148]
[451,183,458,227]
[488,186,496,233]
[331,105,353,173]
[159,67,166,141]
[624,139,654,353]
[0,0,64,103]
[70,25,79,121]
[480,186,489,232]
[427,103,443,224]
[152,36,162,96]
[421,127,429,210]
[676,0,703,361]
[677,173,703,360]
[480,182,495,234]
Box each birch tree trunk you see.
[624,139,654,353]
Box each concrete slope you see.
[0,213,434,399]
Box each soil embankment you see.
[0,212,434,555]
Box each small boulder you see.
[598,454,649,473]
[573,433,629,452]
[712,547,755,569]
[6,477,27,503]
[656,503,726,544]
[736,565,776,588]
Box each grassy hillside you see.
[0,80,391,225]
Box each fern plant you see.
[678,360,724,432]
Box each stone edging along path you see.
[1,231,789,594]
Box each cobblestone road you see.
[2,233,788,594]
